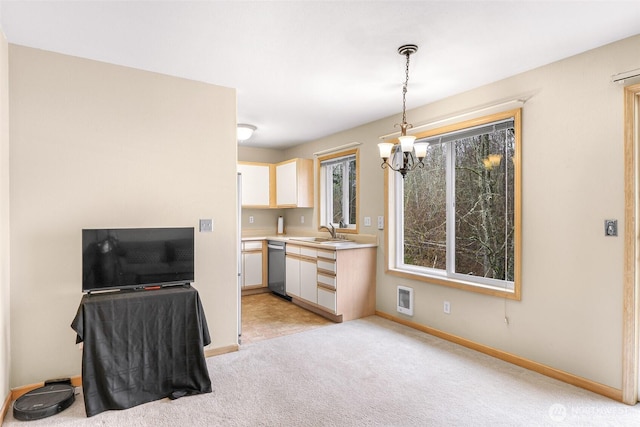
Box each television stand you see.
[71,286,211,417]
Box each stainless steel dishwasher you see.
[267,240,289,299]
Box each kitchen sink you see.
[319,240,354,246]
[289,237,353,244]
[288,237,323,242]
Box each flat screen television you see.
[82,227,195,293]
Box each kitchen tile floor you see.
[240,292,333,345]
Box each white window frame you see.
[318,149,358,232]
[385,109,521,299]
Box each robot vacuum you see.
[13,383,75,421]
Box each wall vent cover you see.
[397,285,414,316]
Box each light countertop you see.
[242,234,377,250]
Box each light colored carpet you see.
[3,316,639,426]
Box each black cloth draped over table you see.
[71,285,212,417]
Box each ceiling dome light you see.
[237,124,257,142]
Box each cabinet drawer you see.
[316,249,336,260]
[300,247,317,258]
[317,273,336,289]
[242,241,263,251]
[286,245,301,255]
[317,287,336,313]
[317,259,336,274]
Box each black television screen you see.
[82,227,195,292]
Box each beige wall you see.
[8,46,239,387]
[238,146,285,164]
[7,25,636,400]
[281,34,640,390]
[0,30,10,402]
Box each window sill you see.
[385,267,520,300]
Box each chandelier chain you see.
[379,44,422,179]
[402,51,411,127]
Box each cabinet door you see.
[285,256,300,297]
[299,258,318,303]
[238,163,271,207]
[243,252,263,288]
[275,158,313,208]
[276,161,298,206]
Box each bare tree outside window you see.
[453,129,515,281]
[395,110,520,294]
[403,143,447,270]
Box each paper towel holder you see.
[277,216,285,235]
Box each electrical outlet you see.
[249,216,254,224]
[364,216,371,227]
[443,301,451,314]
[300,215,305,224]
[377,216,384,230]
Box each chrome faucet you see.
[319,224,337,239]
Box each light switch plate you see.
[364,216,371,227]
[199,219,213,232]
[377,216,384,230]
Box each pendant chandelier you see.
[378,44,427,179]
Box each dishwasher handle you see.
[267,243,285,250]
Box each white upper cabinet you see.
[238,162,274,208]
[238,158,313,209]
[275,158,313,208]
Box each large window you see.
[318,149,358,232]
[387,109,521,298]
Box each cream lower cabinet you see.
[242,240,265,289]
[317,286,337,313]
[291,245,377,323]
[285,251,300,297]
[299,257,318,303]
[285,244,317,300]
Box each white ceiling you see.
[2,1,640,149]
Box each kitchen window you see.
[318,149,358,232]
[385,109,521,298]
